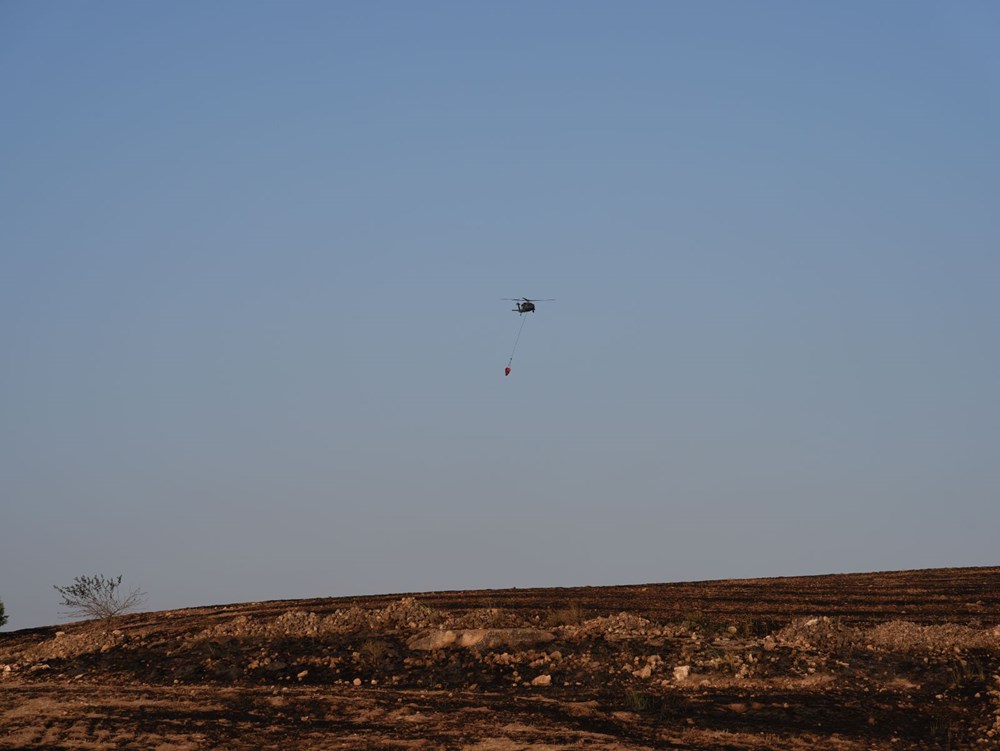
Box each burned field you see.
[2,566,999,749]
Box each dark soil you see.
[2,566,998,749]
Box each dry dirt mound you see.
[4,626,130,665]
[572,612,668,641]
[196,597,443,642]
[863,621,1000,653]
[775,616,1000,655]
[775,616,859,651]
[442,607,532,630]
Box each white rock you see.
[673,665,691,681]
[407,630,457,650]
[408,628,553,651]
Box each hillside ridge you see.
[2,565,999,749]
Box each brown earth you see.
[2,566,999,749]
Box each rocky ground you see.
[2,566,999,749]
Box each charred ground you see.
[2,566,999,749]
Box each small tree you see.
[0,598,7,628]
[54,575,146,621]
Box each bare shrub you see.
[622,688,660,712]
[733,616,784,639]
[357,638,390,669]
[54,575,146,621]
[546,603,585,627]
[681,610,706,629]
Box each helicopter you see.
[504,297,555,315]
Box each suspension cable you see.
[505,313,528,375]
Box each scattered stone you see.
[674,665,690,681]
[531,674,551,686]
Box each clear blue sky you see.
[2,2,998,630]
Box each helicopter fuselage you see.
[514,302,536,314]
